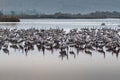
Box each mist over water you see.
[0,19,120,80]
[0,19,120,30]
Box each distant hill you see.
[0,11,120,20]
[17,11,120,19]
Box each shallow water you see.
[0,19,120,80]
[0,19,120,30]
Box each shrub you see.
[0,16,20,22]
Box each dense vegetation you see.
[18,11,120,19]
[0,16,20,22]
[0,11,120,19]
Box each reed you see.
[0,16,20,22]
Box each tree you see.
[0,11,3,16]
[11,11,16,15]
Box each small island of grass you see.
[0,16,20,22]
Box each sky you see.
[0,0,120,13]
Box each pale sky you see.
[0,0,120,13]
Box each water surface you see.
[0,19,120,80]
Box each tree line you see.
[0,11,120,19]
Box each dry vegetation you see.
[0,16,20,22]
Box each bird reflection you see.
[116,53,119,59]
[0,28,120,60]
[42,46,45,56]
[85,49,92,56]
[3,48,9,55]
[59,50,68,60]
[1,46,120,59]
[25,47,28,56]
[69,51,76,59]
[97,48,106,58]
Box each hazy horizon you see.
[0,0,120,14]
